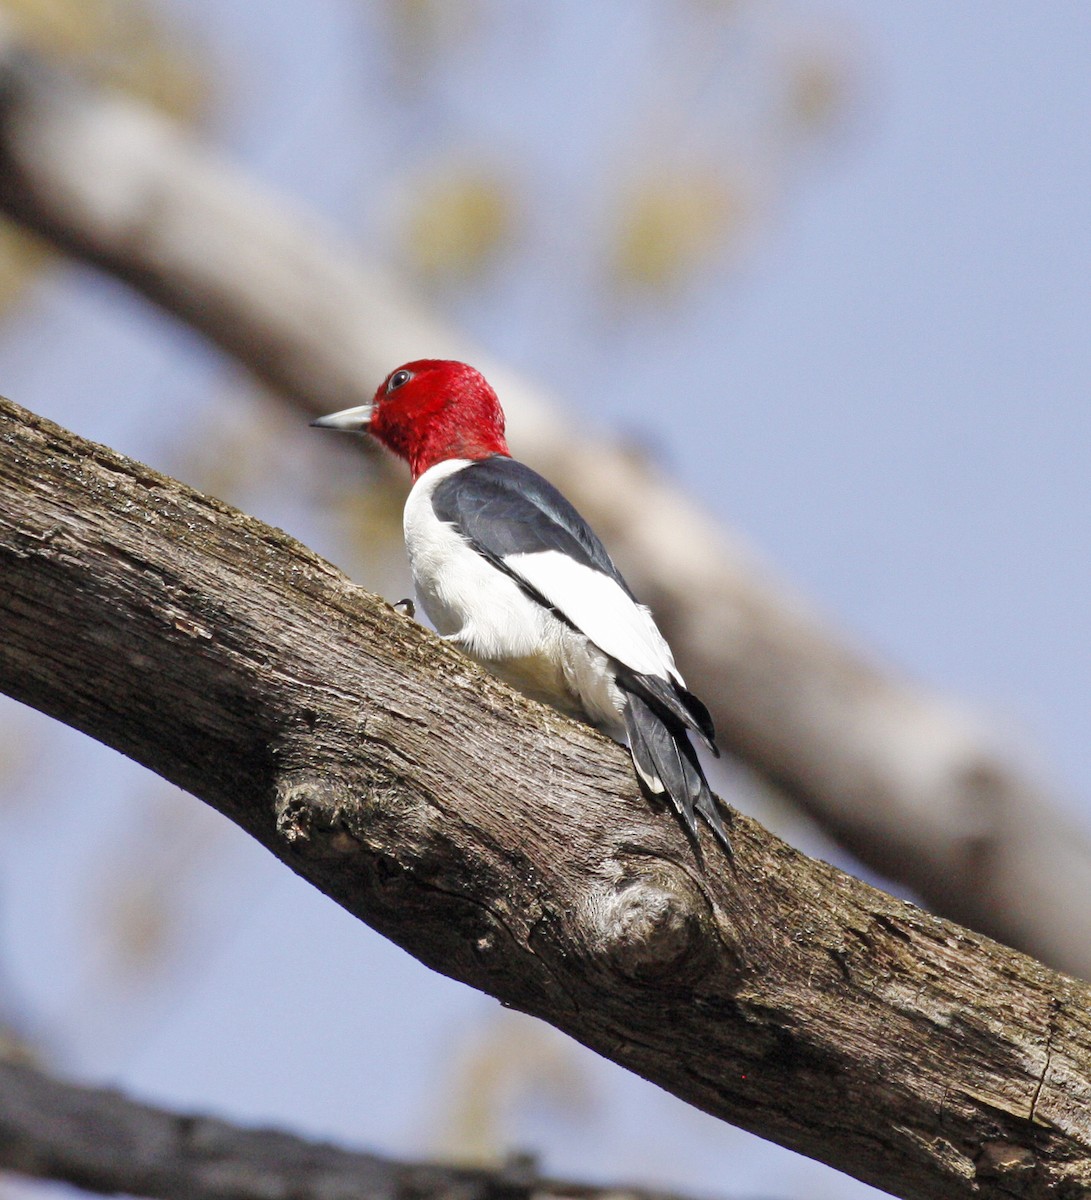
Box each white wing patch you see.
[505,549,681,682]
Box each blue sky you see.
[1,4,1089,1199]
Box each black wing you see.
[431,456,636,599]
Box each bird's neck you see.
[407,424,510,480]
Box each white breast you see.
[405,460,543,653]
[403,460,627,736]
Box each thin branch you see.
[0,34,1085,977]
[3,397,1091,1197]
[0,1059,704,1200]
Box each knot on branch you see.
[974,1139,1036,1184]
[274,777,360,859]
[587,870,714,984]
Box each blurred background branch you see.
[0,26,1086,982]
[0,1059,721,1200]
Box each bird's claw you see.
[392,598,416,618]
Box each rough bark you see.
[0,33,1086,979]
[0,1059,702,1200]
[3,401,1091,1199]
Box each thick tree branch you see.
[0,36,1086,978]
[3,403,1091,1198]
[0,1058,700,1200]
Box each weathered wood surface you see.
[2,404,1090,1200]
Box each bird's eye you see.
[387,369,413,394]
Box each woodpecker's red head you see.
[311,360,511,480]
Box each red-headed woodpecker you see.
[313,360,729,850]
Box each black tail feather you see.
[622,690,731,853]
[622,670,718,756]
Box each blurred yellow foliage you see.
[432,1011,594,1164]
[613,171,746,293]
[0,707,41,806]
[172,387,287,506]
[91,782,225,983]
[382,0,481,60]
[785,50,847,133]
[404,166,513,283]
[0,0,204,310]
[0,222,48,313]
[336,475,406,563]
[103,875,172,976]
[375,2,852,306]
[3,0,204,120]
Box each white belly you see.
[404,461,626,737]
